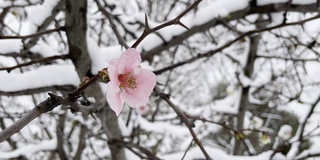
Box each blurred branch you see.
[0,0,43,8]
[108,138,160,160]
[295,152,320,160]
[154,14,320,74]
[0,85,76,96]
[25,0,65,50]
[181,139,194,160]
[74,123,87,160]
[56,112,68,160]
[0,7,10,30]
[256,55,320,62]
[0,94,60,143]
[0,27,65,40]
[94,0,129,49]
[298,95,320,141]
[154,86,212,160]
[0,73,101,143]
[0,54,69,72]
[144,2,320,61]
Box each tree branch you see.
[0,94,60,143]
[0,85,76,96]
[0,27,65,40]
[131,0,202,48]
[0,54,69,72]
[154,14,320,74]
[0,68,104,142]
[94,0,129,49]
[154,86,212,160]
[298,95,320,141]
[143,2,320,61]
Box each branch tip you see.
[178,21,190,31]
[144,13,150,31]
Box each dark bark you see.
[64,0,126,159]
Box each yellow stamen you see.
[118,73,137,89]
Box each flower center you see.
[118,73,137,89]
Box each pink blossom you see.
[106,48,156,116]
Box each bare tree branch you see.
[0,54,69,72]
[0,94,60,143]
[131,0,202,48]
[143,2,320,61]
[154,86,212,160]
[154,14,320,75]
[0,85,76,96]
[0,27,65,40]
[94,0,129,49]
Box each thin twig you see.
[0,94,60,143]
[131,0,202,48]
[0,27,65,40]
[108,138,160,160]
[298,95,320,140]
[94,0,129,49]
[154,14,320,75]
[181,139,194,160]
[0,54,69,72]
[295,152,320,160]
[154,86,212,160]
[0,71,103,142]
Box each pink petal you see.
[117,48,141,74]
[134,68,157,94]
[122,68,156,108]
[106,84,123,116]
[121,91,148,108]
[107,59,121,88]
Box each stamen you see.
[118,73,137,89]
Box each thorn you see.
[144,13,150,31]
[178,21,190,31]
[48,93,60,101]
[47,93,63,110]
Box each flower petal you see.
[107,59,121,89]
[122,68,156,108]
[106,83,123,116]
[117,48,141,74]
[134,68,157,95]
[121,91,148,108]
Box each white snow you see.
[278,100,311,123]
[30,40,61,57]
[162,147,286,160]
[138,116,189,136]
[191,0,248,26]
[278,124,293,140]
[0,65,79,92]
[0,139,56,159]
[258,0,316,5]
[87,35,124,73]
[0,39,22,54]
[1,0,320,159]
[0,0,41,8]
[26,0,60,26]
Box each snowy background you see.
[0,0,320,159]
